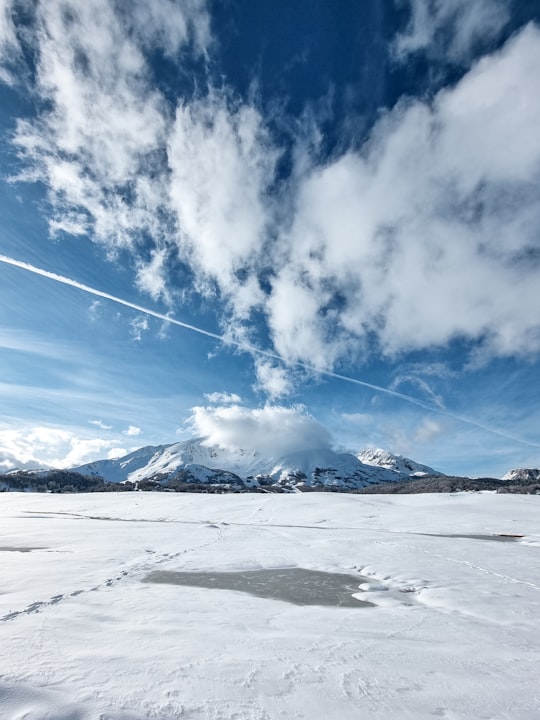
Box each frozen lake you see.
[0,491,539,719]
[144,567,375,608]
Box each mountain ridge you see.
[71,438,443,491]
[2,440,537,494]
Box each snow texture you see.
[0,491,539,719]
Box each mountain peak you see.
[357,448,443,477]
[72,437,445,491]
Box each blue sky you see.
[0,0,539,477]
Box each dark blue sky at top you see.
[207,0,535,154]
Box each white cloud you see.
[127,0,210,58]
[390,374,445,409]
[254,359,292,399]
[107,447,127,459]
[130,316,149,342]
[9,0,210,254]
[167,93,278,317]
[0,426,118,470]
[415,418,443,443]
[88,300,102,321]
[135,247,171,303]
[204,392,242,405]
[3,7,540,391]
[0,328,76,360]
[189,404,332,457]
[89,419,112,431]
[269,24,540,367]
[123,425,142,437]
[0,0,20,84]
[393,0,510,64]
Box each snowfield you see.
[0,492,539,720]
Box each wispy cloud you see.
[390,374,446,409]
[129,315,149,342]
[2,253,539,448]
[89,419,112,431]
[204,392,242,405]
[88,300,102,321]
[393,0,510,65]
[414,418,443,443]
[0,0,21,85]
[0,327,70,360]
[341,412,373,426]
[0,254,228,343]
[3,0,211,291]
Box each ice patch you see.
[144,567,375,608]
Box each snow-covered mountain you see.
[73,439,444,491]
[502,468,540,483]
[358,448,444,477]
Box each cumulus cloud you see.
[254,360,292,399]
[188,404,332,457]
[135,247,176,305]
[123,425,142,437]
[270,24,540,366]
[167,93,278,317]
[9,0,210,254]
[393,0,510,64]
[2,6,540,395]
[0,426,119,469]
[107,447,127,459]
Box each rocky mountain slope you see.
[3,438,537,494]
[502,468,540,483]
[71,438,443,492]
[357,448,444,477]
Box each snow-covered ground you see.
[1,491,539,720]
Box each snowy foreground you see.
[1,492,539,720]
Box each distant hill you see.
[359,475,540,495]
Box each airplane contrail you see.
[1,252,538,448]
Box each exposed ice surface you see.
[143,567,375,607]
[0,491,539,719]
